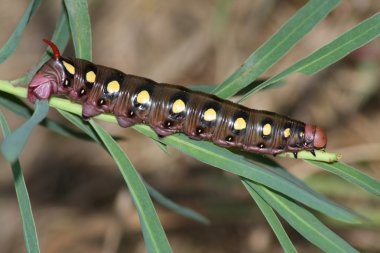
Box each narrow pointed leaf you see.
[135,127,361,224]
[144,180,209,225]
[0,0,42,63]
[153,139,171,155]
[0,92,32,117]
[240,12,380,100]
[58,109,204,225]
[243,179,296,253]
[188,79,280,95]
[0,92,94,141]
[212,0,340,99]
[57,109,100,142]
[188,85,217,93]
[308,161,380,197]
[64,0,92,60]
[246,181,359,253]
[0,112,40,253]
[1,99,49,163]
[89,121,172,253]
[245,155,326,196]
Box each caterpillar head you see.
[28,39,66,102]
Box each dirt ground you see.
[0,0,379,252]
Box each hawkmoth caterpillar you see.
[28,40,327,157]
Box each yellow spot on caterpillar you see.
[62,61,75,75]
[172,99,186,113]
[86,71,96,83]
[234,117,246,130]
[284,128,291,138]
[263,123,272,136]
[136,90,150,104]
[203,108,217,121]
[299,131,304,138]
[106,80,120,93]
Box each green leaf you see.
[243,179,297,253]
[153,139,171,155]
[212,0,340,99]
[144,180,209,225]
[245,155,326,196]
[1,99,49,163]
[58,109,205,225]
[0,92,95,141]
[308,161,380,197]
[0,111,40,253]
[89,121,172,253]
[188,85,217,93]
[240,12,380,100]
[133,126,360,224]
[288,13,380,76]
[64,0,92,60]
[56,108,129,141]
[246,181,359,253]
[0,92,31,117]
[0,0,42,64]
[57,109,101,143]
[188,79,279,95]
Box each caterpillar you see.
[28,40,327,157]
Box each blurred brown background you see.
[0,0,379,252]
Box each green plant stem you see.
[0,80,340,162]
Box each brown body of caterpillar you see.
[28,49,327,156]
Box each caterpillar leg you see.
[152,126,176,138]
[116,116,136,128]
[82,102,102,119]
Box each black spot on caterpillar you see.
[28,40,327,156]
